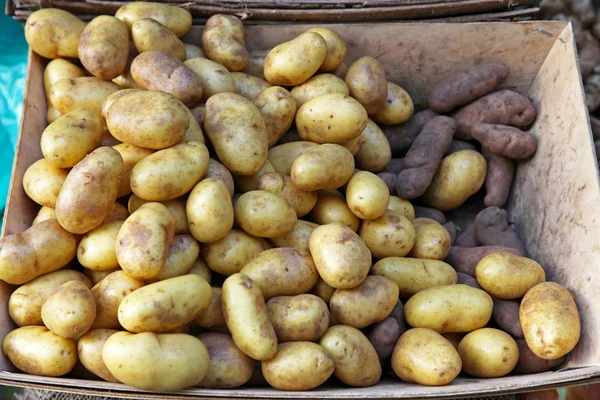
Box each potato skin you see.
[184,58,236,103]
[291,74,349,107]
[291,144,355,191]
[91,270,145,329]
[78,329,119,382]
[77,221,123,271]
[50,77,121,117]
[373,82,414,125]
[355,119,392,173]
[474,206,525,253]
[268,141,319,176]
[79,16,129,80]
[267,294,329,342]
[445,245,523,277]
[187,178,234,243]
[25,9,86,59]
[202,229,271,276]
[387,196,415,219]
[309,189,359,232]
[197,333,254,388]
[458,328,519,378]
[206,159,235,197]
[269,220,318,252]
[409,218,452,260]
[476,252,545,299]
[113,143,154,198]
[185,44,206,60]
[194,287,224,329]
[202,14,248,72]
[231,72,272,101]
[254,86,297,147]
[23,159,68,208]
[257,172,316,217]
[132,18,186,61]
[482,148,515,208]
[359,211,415,259]
[492,298,524,338]
[41,281,96,339]
[345,56,387,115]
[149,234,200,282]
[234,190,297,238]
[367,300,407,360]
[383,109,437,157]
[308,27,346,72]
[116,1,191,36]
[514,338,564,374]
[346,171,390,220]
[471,123,537,160]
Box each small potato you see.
[2,326,76,376]
[91,271,144,329]
[291,74,349,107]
[458,328,519,378]
[296,93,368,144]
[387,196,415,219]
[43,59,85,106]
[409,218,451,260]
[187,178,234,243]
[188,259,212,284]
[206,159,235,197]
[222,273,277,360]
[127,195,188,234]
[115,1,192,37]
[197,333,254,388]
[231,72,272,101]
[320,325,381,387]
[308,28,347,72]
[32,206,57,226]
[84,268,119,286]
[132,19,185,61]
[254,86,297,147]
[269,220,318,252]
[330,275,399,328]
[372,82,414,125]
[234,190,297,238]
[476,252,546,299]
[79,16,129,80]
[240,248,318,300]
[346,171,390,220]
[78,329,119,382]
[185,43,205,59]
[359,211,415,259]
[184,58,236,101]
[25,9,85,59]
[345,56,387,115]
[103,332,209,391]
[112,143,154,198]
[242,49,268,80]
[202,14,248,71]
[195,287,224,328]
[291,144,355,191]
[391,328,461,386]
[309,189,359,231]
[148,234,200,282]
[50,77,120,116]
[233,160,275,193]
[23,159,68,208]
[41,280,96,339]
[310,277,336,303]
[355,119,392,173]
[267,294,329,342]
[268,141,319,175]
[520,282,580,360]
[77,221,124,271]
[202,229,271,276]
[422,150,487,211]
[262,342,334,390]
[309,223,371,289]
[264,32,327,86]
[372,257,457,298]
[404,284,493,333]
[258,172,316,217]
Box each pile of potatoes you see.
[0,1,581,393]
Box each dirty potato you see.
[78,16,129,80]
[25,8,86,59]
[202,14,248,71]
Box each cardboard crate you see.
[1,20,600,399]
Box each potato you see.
[310,277,336,303]
[233,160,275,193]
[254,87,296,147]
[187,178,234,243]
[474,206,525,253]
[77,220,124,271]
[231,72,272,101]
[391,328,461,386]
[78,329,119,382]
[520,282,580,360]
[188,259,212,284]
[84,268,119,286]
[290,74,349,107]
[206,159,235,197]
[2,326,77,376]
[202,14,248,71]
[409,218,451,260]
[309,223,371,289]
[234,190,297,238]
[132,18,185,61]
[41,280,96,339]
[78,16,129,80]
[268,141,319,175]
[91,270,144,329]
[242,49,268,80]
[269,220,318,252]
[355,119,392,173]
[185,43,205,59]
[115,1,191,37]
[330,275,399,328]
[342,135,362,156]
[422,150,487,211]
[44,59,85,103]
[24,9,85,59]
[0,219,76,285]
[372,82,414,125]
[257,172,316,217]
[346,171,389,220]
[148,235,200,282]
[184,58,236,101]
[476,252,546,299]
[291,144,355,191]
[195,287,224,328]
[101,89,141,120]
[308,189,359,231]
[240,248,318,300]
[372,257,457,298]
[492,298,524,338]
[202,229,271,276]
[111,143,153,198]
[9,270,91,327]
[32,207,56,226]
[308,28,347,72]
[458,328,519,378]
[320,325,381,387]
[115,202,175,280]
[55,147,123,234]
[368,301,407,361]
[222,273,277,360]
[387,196,415,219]
[296,93,368,144]
[103,332,209,391]
[404,284,493,333]
[514,338,565,374]
[358,211,415,259]
[23,159,68,208]
[261,342,334,390]
[345,56,387,115]
[50,77,120,116]
[266,295,329,342]
[127,195,189,234]
[197,333,254,388]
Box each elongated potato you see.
[269,220,318,252]
[25,9,86,59]
[231,72,272,101]
[267,294,329,342]
[44,59,86,123]
[476,252,546,299]
[346,56,387,115]
[291,74,349,107]
[187,178,234,243]
[355,119,392,173]
[291,144,355,191]
[372,82,414,125]
[268,141,319,175]
[257,172,316,217]
[91,271,145,329]
[202,229,271,275]
[23,159,68,208]
[359,210,416,258]
[79,16,129,80]
[77,221,124,271]
[78,329,119,382]
[308,28,347,72]
[202,14,248,71]
[41,280,96,339]
[115,1,192,37]
[184,58,236,102]
[195,287,224,328]
[148,234,200,282]
[197,333,254,388]
[132,18,185,61]
[458,328,519,378]
[234,190,297,238]
[50,77,120,116]
[346,171,390,220]
[254,87,297,147]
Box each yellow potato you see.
[233,160,275,193]
[309,223,371,289]
[291,144,355,191]
[91,270,144,329]
[102,89,141,119]
[78,329,119,382]
[46,106,62,124]
[387,196,415,219]
[148,234,200,282]
[77,220,124,271]
[2,326,77,376]
[346,171,390,220]
[206,159,235,197]
[115,203,175,279]
[290,74,349,108]
[32,206,56,226]
[202,229,271,276]
[257,172,316,217]
[372,257,457,297]
[268,141,319,175]
[116,1,191,37]
[373,82,414,125]
[112,49,145,90]
[84,268,120,286]
[184,57,236,101]
[188,258,212,284]
[202,14,248,71]
[132,18,186,61]
[267,294,329,342]
[231,72,272,101]
[103,332,209,391]
[78,16,129,80]
[309,189,360,232]
[355,119,392,173]
[308,28,347,72]
[262,342,334,390]
[520,282,580,360]
[269,220,318,252]
[185,43,206,59]
[345,56,387,115]
[197,333,254,388]
[127,195,189,234]
[242,49,269,80]
[310,277,336,303]
[44,59,85,104]
[264,32,327,86]
[50,77,120,116]
[441,333,465,350]
[195,287,224,329]
[187,178,234,243]
[391,328,461,386]
[422,150,487,211]
[41,280,96,339]
[404,284,493,333]
[359,210,416,258]
[103,203,129,224]
[222,273,277,360]
[254,86,297,147]
[458,328,519,378]
[476,252,546,299]
[24,8,85,59]
[409,217,451,260]
[320,325,381,387]
[182,106,205,144]
[234,190,297,238]
[296,93,368,144]
[9,270,91,327]
[23,158,68,208]
[112,143,153,198]
[335,62,348,79]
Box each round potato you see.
[32,206,56,226]
[195,287,224,329]
[112,143,154,198]
[290,73,349,107]
[202,14,248,71]
[267,294,329,342]
[50,77,120,116]
[78,329,119,382]
[372,82,414,125]
[103,332,209,391]
[231,72,272,101]
[148,234,200,282]
[3,326,77,377]
[23,159,68,208]
[309,189,360,232]
[77,220,124,271]
[458,328,519,378]
[206,159,235,197]
[115,1,192,37]
[254,86,297,147]
[391,328,461,386]
[476,252,546,299]
[409,218,451,260]
[127,195,189,234]
[404,284,493,333]
[84,268,119,286]
[187,178,234,243]
[184,58,236,101]
[388,196,415,219]
[262,342,334,390]
[372,257,457,297]
[355,119,392,173]
[25,8,85,59]
[91,270,144,329]
[269,220,318,253]
[346,171,390,220]
[345,56,387,115]
[291,144,355,191]
[197,333,254,388]
[359,211,415,259]
[234,190,297,238]
[132,18,185,61]
[308,28,347,72]
[185,43,205,59]
[233,160,275,193]
[257,172,316,217]
[79,16,129,80]
[310,277,336,304]
[202,229,271,276]
[41,280,96,339]
[268,141,319,175]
